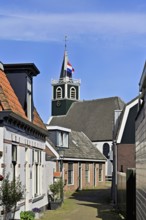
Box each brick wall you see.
[117,144,135,172]
[63,161,105,191]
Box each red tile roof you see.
[33,108,46,130]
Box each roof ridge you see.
[81,96,123,103]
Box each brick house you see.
[46,126,106,192]
[0,63,48,219]
[114,97,138,171]
[135,62,146,220]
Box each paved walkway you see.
[41,184,122,220]
[66,185,121,220]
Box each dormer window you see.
[47,126,71,148]
[56,131,69,148]
[56,87,62,99]
[70,87,76,99]
[27,78,32,121]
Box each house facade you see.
[135,62,146,220]
[0,63,48,219]
[46,126,106,192]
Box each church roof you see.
[49,96,125,142]
[0,68,46,131]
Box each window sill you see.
[32,194,45,203]
[67,183,74,186]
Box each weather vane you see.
[65,35,67,51]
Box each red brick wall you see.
[117,144,135,172]
[63,161,105,191]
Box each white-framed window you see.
[63,132,68,147]
[85,163,90,184]
[56,87,62,99]
[99,164,103,182]
[68,163,74,185]
[12,145,17,162]
[56,131,69,148]
[32,148,42,197]
[12,144,17,180]
[25,147,29,194]
[58,131,63,146]
[70,87,76,99]
[25,147,28,163]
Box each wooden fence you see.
[117,169,136,220]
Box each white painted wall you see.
[0,126,48,219]
[93,141,113,179]
[46,160,56,194]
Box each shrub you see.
[49,179,64,201]
[0,174,24,220]
[20,211,35,220]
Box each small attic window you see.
[56,131,69,148]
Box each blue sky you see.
[0,0,146,122]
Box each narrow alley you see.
[41,183,122,220]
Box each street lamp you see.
[57,148,64,202]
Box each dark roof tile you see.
[54,130,106,161]
[49,97,125,141]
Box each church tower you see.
[51,50,81,116]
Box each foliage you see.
[49,179,64,201]
[0,174,24,220]
[20,211,35,220]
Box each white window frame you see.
[85,163,90,184]
[32,148,42,197]
[99,164,103,182]
[12,144,17,180]
[63,132,68,148]
[57,131,69,148]
[68,162,74,185]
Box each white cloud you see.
[0,10,146,44]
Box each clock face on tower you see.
[56,100,61,107]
